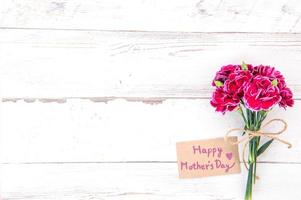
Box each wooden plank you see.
[1,163,300,200]
[1,0,301,32]
[1,30,301,98]
[1,99,299,163]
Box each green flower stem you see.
[239,104,247,125]
[244,108,266,200]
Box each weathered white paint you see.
[1,0,301,32]
[1,30,301,99]
[2,0,301,199]
[1,99,299,163]
[1,163,300,200]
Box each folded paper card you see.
[176,137,241,178]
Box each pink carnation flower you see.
[244,75,281,111]
[212,65,240,86]
[210,88,240,113]
[212,64,253,87]
[252,65,286,89]
[224,70,252,98]
[279,87,294,108]
[252,65,294,108]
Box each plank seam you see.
[1,161,300,164]
[1,26,301,34]
[2,97,301,104]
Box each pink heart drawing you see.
[226,152,233,160]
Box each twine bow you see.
[224,119,292,179]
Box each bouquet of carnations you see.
[210,63,294,200]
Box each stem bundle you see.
[239,105,270,200]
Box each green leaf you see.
[259,110,266,116]
[257,139,274,156]
[271,79,278,86]
[241,61,248,70]
[214,80,223,87]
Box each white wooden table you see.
[1,0,301,199]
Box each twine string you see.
[224,119,292,179]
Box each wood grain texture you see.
[1,163,300,200]
[2,1,301,199]
[1,0,301,32]
[1,30,301,99]
[1,99,299,163]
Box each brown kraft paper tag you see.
[176,137,241,178]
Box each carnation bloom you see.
[252,65,294,108]
[212,64,253,87]
[210,88,240,113]
[252,65,286,89]
[224,70,252,98]
[243,75,281,111]
[212,65,240,86]
[279,87,294,108]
